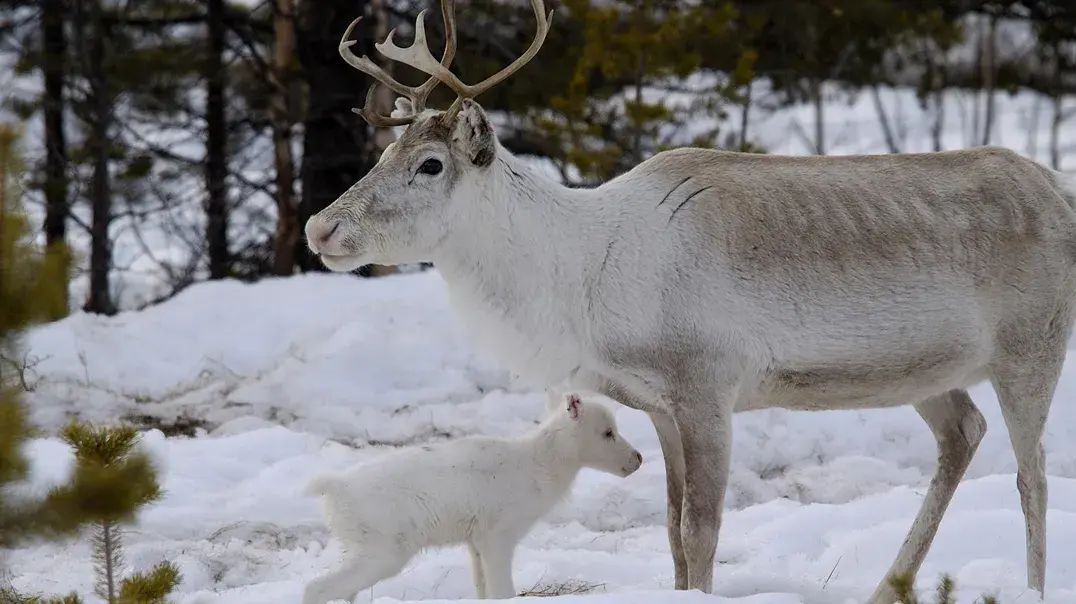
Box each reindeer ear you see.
[391,97,414,119]
[566,394,583,421]
[452,99,495,168]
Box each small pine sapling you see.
[115,560,181,604]
[59,423,181,604]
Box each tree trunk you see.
[1026,97,1041,160]
[931,56,946,153]
[1051,96,1064,170]
[82,0,114,315]
[42,0,69,317]
[871,85,901,154]
[363,0,398,278]
[812,77,824,155]
[205,0,230,279]
[270,0,298,276]
[1051,40,1064,170]
[969,16,983,148]
[980,13,997,146]
[630,49,646,166]
[295,0,375,273]
[739,81,752,151]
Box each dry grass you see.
[518,579,606,597]
[120,412,210,438]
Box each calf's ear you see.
[566,394,583,421]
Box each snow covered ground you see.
[7,271,1076,604]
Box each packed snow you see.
[6,270,1076,604]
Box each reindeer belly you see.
[748,304,994,411]
[756,351,991,411]
[717,273,999,411]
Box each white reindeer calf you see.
[300,392,643,603]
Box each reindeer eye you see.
[418,159,443,176]
[604,430,615,440]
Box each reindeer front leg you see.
[649,411,688,589]
[566,368,696,590]
[669,384,736,593]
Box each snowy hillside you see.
[8,270,1076,603]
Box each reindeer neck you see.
[522,418,585,493]
[438,150,601,295]
[431,147,611,385]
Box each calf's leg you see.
[476,533,519,599]
[467,540,488,599]
[301,547,412,604]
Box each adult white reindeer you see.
[304,0,1076,601]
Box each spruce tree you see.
[0,124,179,603]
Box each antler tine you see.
[376,0,553,119]
[339,17,421,101]
[375,9,462,94]
[410,0,458,112]
[353,84,417,127]
[341,3,458,125]
[447,0,553,109]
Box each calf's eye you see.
[604,430,615,440]
[419,159,443,175]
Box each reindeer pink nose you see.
[305,216,343,255]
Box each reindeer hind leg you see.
[866,389,987,604]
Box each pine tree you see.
[0,124,179,603]
[531,0,745,184]
[61,423,180,604]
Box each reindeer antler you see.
[338,0,458,127]
[341,0,553,126]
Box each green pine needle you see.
[933,575,956,604]
[60,423,140,468]
[890,573,1006,604]
[118,561,181,604]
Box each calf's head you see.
[304,0,553,271]
[546,391,643,478]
